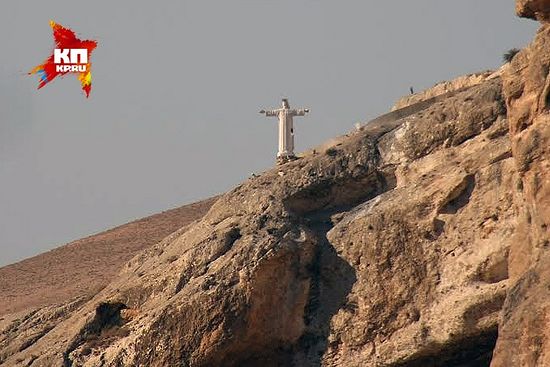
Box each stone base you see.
[276,155,298,165]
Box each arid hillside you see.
[0,197,217,316]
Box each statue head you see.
[282,98,289,108]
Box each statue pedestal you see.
[276,155,297,165]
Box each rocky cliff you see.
[1,2,549,366]
[490,1,550,365]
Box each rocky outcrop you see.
[1,71,515,366]
[490,15,550,367]
[392,71,501,111]
[2,125,383,366]
[516,0,550,21]
[323,80,513,366]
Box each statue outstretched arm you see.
[291,108,310,116]
[259,109,279,117]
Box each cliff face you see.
[324,80,512,367]
[490,3,550,365]
[1,79,514,367]
[1,3,549,367]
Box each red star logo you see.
[29,21,98,98]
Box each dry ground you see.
[0,197,217,316]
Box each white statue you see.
[260,98,309,162]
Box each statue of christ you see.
[260,98,309,163]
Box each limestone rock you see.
[0,73,516,366]
[392,71,500,111]
[516,0,550,20]
[323,81,514,366]
[490,20,550,367]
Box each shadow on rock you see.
[292,209,357,366]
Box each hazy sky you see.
[0,1,538,266]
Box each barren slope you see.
[0,197,217,316]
